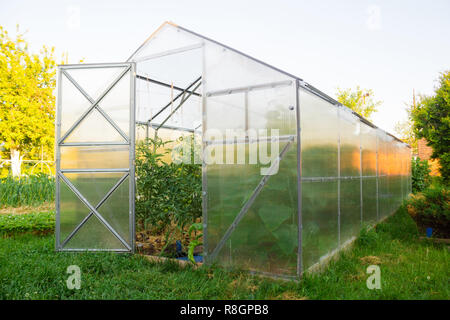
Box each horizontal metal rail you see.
[136,74,201,97]
[204,135,295,145]
[60,168,129,173]
[133,43,203,62]
[205,80,292,97]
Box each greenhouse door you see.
[55,63,136,252]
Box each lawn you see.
[0,205,448,300]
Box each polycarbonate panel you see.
[59,177,91,243]
[299,87,339,270]
[65,108,127,143]
[60,145,129,169]
[228,142,298,275]
[301,180,338,269]
[340,179,361,243]
[98,70,131,136]
[136,47,202,89]
[64,215,126,250]
[362,177,377,224]
[300,89,339,178]
[63,172,125,213]
[65,66,127,101]
[339,110,361,177]
[60,74,91,137]
[361,123,377,177]
[247,85,296,136]
[98,176,131,245]
[130,23,202,62]
[204,41,291,93]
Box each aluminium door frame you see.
[55,62,136,253]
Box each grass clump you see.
[0,173,55,207]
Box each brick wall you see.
[417,138,441,176]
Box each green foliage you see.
[0,211,54,234]
[187,222,203,264]
[411,71,450,184]
[0,173,55,207]
[411,157,431,193]
[336,86,382,120]
[135,137,201,233]
[405,183,450,238]
[0,26,56,173]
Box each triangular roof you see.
[128,21,409,147]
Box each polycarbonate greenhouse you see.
[55,21,411,279]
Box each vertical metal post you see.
[376,134,379,221]
[201,41,209,263]
[337,106,341,247]
[129,63,136,253]
[359,122,363,225]
[55,68,62,250]
[295,80,303,276]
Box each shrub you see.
[406,183,450,238]
[0,173,55,207]
[411,158,431,193]
[135,137,201,235]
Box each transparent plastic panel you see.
[98,175,130,245]
[136,47,202,89]
[65,66,127,101]
[301,180,338,269]
[361,123,377,177]
[248,85,296,136]
[64,214,126,250]
[98,70,131,137]
[205,93,245,134]
[339,110,361,177]
[362,177,377,224]
[63,172,125,214]
[340,179,361,243]
[300,89,339,178]
[60,145,129,169]
[59,176,91,244]
[204,41,291,94]
[65,108,127,143]
[299,87,339,270]
[228,142,298,275]
[131,24,203,62]
[60,73,91,137]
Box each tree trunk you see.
[10,149,22,177]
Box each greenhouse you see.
[55,21,411,279]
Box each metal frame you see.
[55,62,136,252]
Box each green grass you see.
[0,211,54,234]
[0,174,55,207]
[0,206,448,299]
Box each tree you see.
[336,86,381,120]
[0,26,56,176]
[411,71,450,184]
[394,91,419,153]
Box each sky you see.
[1,0,449,135]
